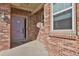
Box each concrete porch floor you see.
[0,40,48,56]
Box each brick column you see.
[0,4,11,51]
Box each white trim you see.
[50,3,53,32]
[26,17,29,41]
[50,3,76,33]
[53,7,72,16]
[72,3,76,32]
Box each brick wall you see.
[0,4,31,51]
[39,3,79,56]
[0,3,78,56]
[28,8,44,41]
[0,4,11,51]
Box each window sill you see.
[49,31,77,40]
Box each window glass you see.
[53,3,72,30]
[53,3,72,13]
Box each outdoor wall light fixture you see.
[0,9,9,24]
[0,12,5,22]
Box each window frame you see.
[50,3,76,33]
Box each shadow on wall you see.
[28,8,44,41]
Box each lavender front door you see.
[12,16,26,47]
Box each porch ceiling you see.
[11,3,44,12]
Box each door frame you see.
[10,14,28,48]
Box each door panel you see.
[12,16,26,48]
